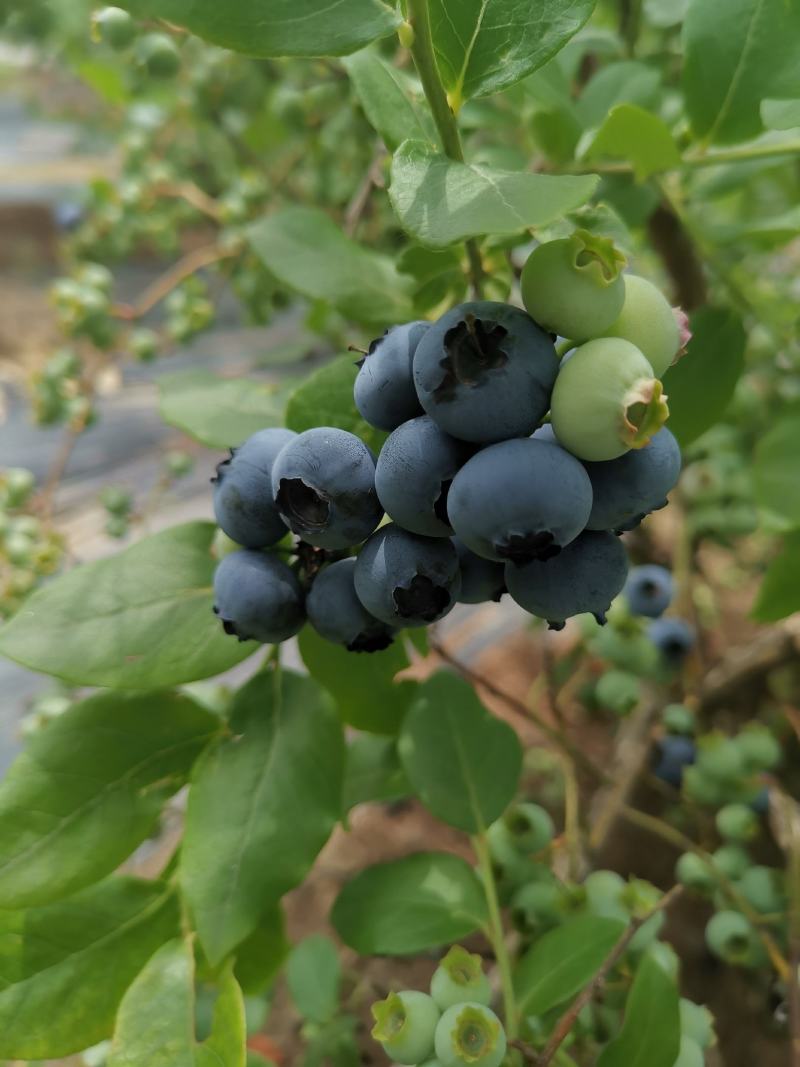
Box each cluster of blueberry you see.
[371,947,506,1067]
[93,6,181,77]
[0,469,63,618]
[211,232,686,649]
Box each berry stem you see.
[405,0,484,298]
[472,831,518,1040]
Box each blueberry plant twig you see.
[405,0,484,298]
[522,884,684,1067]
[472,831,519,1040]
[112,244,238,321]
[344,140,386,237]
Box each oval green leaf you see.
[332,851,488,954]
[286,935,341,1024]
[752,533,800,622]
[398,672,522,832]
[0,877,178,1060]
[753,417,800,526]
[390,141,598,247]
[0,522,257,689]
[285,357,388,457]
[597,954,681,1067]
[181,671,344,965]
[0,690,219,909]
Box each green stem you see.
[472,832,518,1039]
[567,138,800,177]
[406,0,484,298]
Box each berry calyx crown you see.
[568,229,627,286]
[621,378,669,449]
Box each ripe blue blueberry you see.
[354,524,461,627]
[448,438,592,564]
[354,321,429,431]
[434,1002,507,1067]
[212,428,296,549]
[624,564,674,618]
[648,617,695,665]
[306,558,394,652]
[271,427,382,549]
[652,735,696,787]
[453,538,506,604]
[583,427,681,532]
[505,530,629,630]
[375,416,471,537]
[371,990,440,1065]
[413,301,558,443]
[213,549,305,644]
[430,946,491,1011]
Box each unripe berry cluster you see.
[210,235,687,647]
[370,947,505,1067]
[0,468,64,619]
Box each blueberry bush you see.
[1,1,799,1065]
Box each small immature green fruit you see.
[736,865,785,915]
[679,999,715,1049]
[599,275,682,377]
[549,338,669,461]
[711,844,750,881]
[93,6,137,50]
[430,946,491,1011]
[705,910,755,964]
[1,467,36,510]
[510,879,562,933]
[595,669,641,715]
[675,851,715,893]
[736,726,781,772]
[434,1002,507,1067]
[716,803,758,842]
[521,230,626,341]
[371,991,440,1065]
[138,33,181,78]
[502,802,555,853]
[663,703,696,736]
[696,735,745,783]
[583,870,627,921]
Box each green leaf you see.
[0,690,219,909]
[0,877,178,1059]
[196,965,247,1067]
[682,0,800,145]
[398,673,522,832]
[114,0,400,58]
[108,939,195,1067]
[109,939,246,1067]
[0,522,256,689]
[248,207,413,325]
[298,627,416,734]
[332,852,488,955]
[233,905,290,995]
[428,0,596,106]
[577,61,661,130]
[752,533,800,622]
[761,98,800,130]
[286,935,341,1024]
[514,915,626,1015]
[596,954,680,1067]
[390,140,598,247]
[661,307,746,446]
[585,104,681,180]
[285,357,387,457]
[181,671,344,965]
[343,734,410,811]
[343,50,434,151]
[158,370,290,449]
[75,60,129,104]
[753,418,800,526]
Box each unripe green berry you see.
[371,991,440,1065]
[644,940,680,979]
[549,338,668,461]
[502,802,554,853]
[595,669,641,715]
[521,230,626,340]
[705,910,755,963]
[130,328,159,362]
[434,1002,506,1067]
[695,735,745,782]
[583,870,627,921]
[736,865,785,915]
[93,6,137,50]
[736,726,781,772]
[679,998,715,1048]
[675,852,715,893]
[681,766,728,807]
[673,1035,705,1067]
[2,467,36,509]
[663,703,696,736]
[510,879,562,934]
[711,844,750,881]
[715,803,758,842]
[599,275,681,377]
[430,946,491,1011]
[138,33,181,78]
